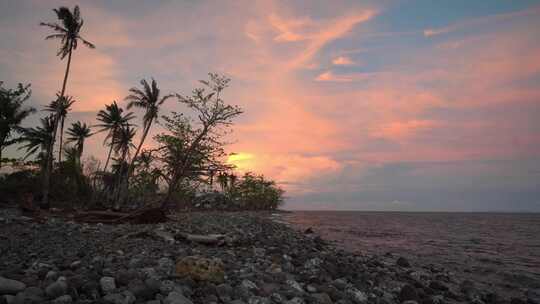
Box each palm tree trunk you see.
[58,117,65,163]
[103,138,114,172]
[117,119,152,205]
[41,41,73,209]
[130,120,151,172]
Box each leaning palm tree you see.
[66,121,92,161]
[45,94,76,162]
[40,5,95,208]
[0,82,35,168]
[95,101,135,171]
[125,79,172,172]
[118,78,172,203]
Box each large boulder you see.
[175,256,225,283]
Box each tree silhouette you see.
[95,101,135,172]
[40,5,95,208]
[45,94,76,162]
[66,121,92,162]
[0,82,35,168]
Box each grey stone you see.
[0,277,26,295]
[52,295,73,304]
[100,276,117,294]
[164,291,193,304]
[45,277,68,298]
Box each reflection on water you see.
[283,211,540,295]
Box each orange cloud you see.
[332,56,354,65]
[315,71,352,82]
[370,120,439,141]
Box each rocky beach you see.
[0,209,538,304]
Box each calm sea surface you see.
[282,211,540,295]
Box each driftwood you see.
[75,207,169,224]
[176,233,226,245]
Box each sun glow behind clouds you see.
[227,153,256,173]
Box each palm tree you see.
[0,82,35,168]
[40,5,95,208]
[95,101,135,171]
[45,94,76,162]
[66,121,91,161]
[125,78,173,174]
[113,125,136,166]
[18,115,55,161]
[111,125,136,205]
[118,78,172,203]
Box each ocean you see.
[282,211,540,295]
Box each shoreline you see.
[0,209,535,304]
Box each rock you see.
[0,277,26,295]
[100,276,117,294]
[510,298,526,304]
[1,295,15,304]
[248,297,272,304]
[346,287,367,304]
[128,281,154,300]
[45,277,68,299]
[81,281,99,299]
[399,284,419,302]
[332,278,348,290]
[115,269,139,286]
[69,261,81,270]
[45,271,59,282]
[157,257,175,276]
[52,295,73,304]
[103,291,136,304]
[527,289,540,304]
[304,258,323,269]
[396,257,411,268]
[175,256,225,283]
[311,293,332,304]
[14,286,45,303]
[241,280,259,291]
[164,291,193,304]
[216,283,233,301]
[286,297,305,304]
[306,284,317,293]
[429,281,448,291]
[286,280,304,293]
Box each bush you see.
[229,172,284,210]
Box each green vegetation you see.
[0,5,284,212]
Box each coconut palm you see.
[125,78,173,174]
[45,94,76,162]
[0,82,35,168]
[40,5,95,208]
[95,101,135,171]
[111,125,136,205]
[18,115,55,160]
[113,125,136,165]
[66,121,92,160]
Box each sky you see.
[1,0,539,212]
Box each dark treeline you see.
[0,5,284,212]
